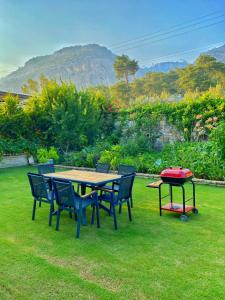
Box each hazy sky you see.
[0,0,225,77]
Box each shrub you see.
[37,147,59,163]
[210,122,225,159]
[0,138,36,156]
[160,142,224,180]
[98,141,225,180]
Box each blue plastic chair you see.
[96,162,110,173]
[118,164,136,176]
[37,163,55,174]
[98,174,135,230]
[37,163,55,206]
[27,172,55,226]
[52,178,100,238]
[102,164,136,208]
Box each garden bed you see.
[52,164,225,186]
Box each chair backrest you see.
[52,179,76,207]
[27,173,48,199]
[96,162,110,173]
[117,174,135,201]
[118,164,136,175]
[38,163,55,175]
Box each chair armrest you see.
[96,187,114,193]
[81,190,97,199]
[112,180,120,189]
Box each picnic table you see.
[44,169,121,224]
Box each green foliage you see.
[36,148,49,163]
[25,80,116,152]
[0,94,28,140]
[177,55,225,93]
[37,146,59,163]
[21,75,50,94]
[210,122,225,159]
[110,81,131,105]
[124,94,225,142]
[98,141,224,180]
[0,138,36,156]
[160,142,224,180]
[61,140,112,167]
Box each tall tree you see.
[176,55,225,93]
[113,55,139,85]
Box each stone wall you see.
[0,155,34,168]
[154,118,183,149]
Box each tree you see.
[25,80,115,153]
[0,94,28,139]
[113,55,139,85]
[176,55,225,93]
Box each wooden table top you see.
[45,169,121,185]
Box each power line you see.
[140,41,225,66]
[109,9,225,50]
[142,41,225,63]
[117,18,225,53]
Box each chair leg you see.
[73,208,77,222]
[119,204,122,214]
[82,208,87,225]
[96,203,100,228]
[76,210,82,238]
[130,194,133,208]
[109,202,112,216]
[48,204,54,226]
[69,207,72,219]
[91,204,95,225]
[112,204,118,230]
[56,209,61,231]
[127,200,132,222]
[32,199,37,220]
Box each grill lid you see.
[160,167,193,178]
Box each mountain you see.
[137,61,187,77]
[206,43,225,63]
[0,44,117,93]
[0,44,188,93]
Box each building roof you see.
[0,91,30,103]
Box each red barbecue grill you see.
[158,167,198,221]
[160,167,193,184]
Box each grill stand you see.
[158,180,198,221]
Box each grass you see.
[0,166,225,300]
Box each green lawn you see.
[0,166,225,300]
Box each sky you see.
[0,0,225,78]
